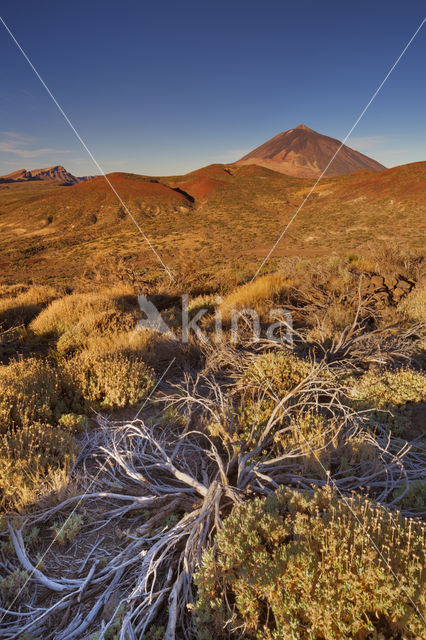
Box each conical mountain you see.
[236,124,386,177]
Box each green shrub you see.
[56,309,137,354]
[0,358,86,434]
[398,281,426,323]
[0,422,78,510]
[352,368,425,408]
[210,352,312,446]
[30,287,137,338]
[52,512,83,545]
[65,350,155,410]
[195,487,425,640]
[0,358,85,510]
[241,351,311,397]
[0,568,29,606]
[350,368,426,435]
[57,413,88,432]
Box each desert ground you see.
[0,159,425,639]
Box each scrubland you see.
[0,247,425,639]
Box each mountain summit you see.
[236,125,386,178]
[0,165,93,185]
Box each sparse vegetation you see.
[52,512,83,545]
[0,248,424,639]
[194,487,425,640]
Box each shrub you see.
[30,286,137,337]
[0,358,85,510]
[350,368,426,434]
[0,568,29,607]
[398,280,426,323]
[393,480,426,514]
[0,358,86,433]
[195,487,425,640]
[207,353,322,451]
[65,350,155,409]
[352,368,425,408]
[241,351,311,396]
[0,422,78,510]
[57,413,88,433]
[52,512,83,545]
[56,309,138,354]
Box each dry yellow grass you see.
[220,273,288,321]
[398,279,426,323]
[0,284,62,329]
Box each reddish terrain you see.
[0,159,424,284]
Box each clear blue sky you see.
[0,1,425,176]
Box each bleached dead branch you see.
[1,345,424,639]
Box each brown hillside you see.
[0,161,424,284]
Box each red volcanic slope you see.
[166,165,235,200]
[236,124,386,178]
[324,161,426,201]
[73,172,192,203]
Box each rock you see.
[396,279,413,291]
[384,275,398,289]
[374,291,390,305]
[369,275,385,289]
[392,287,405,301]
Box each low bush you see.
[398,280,426,323]
[393,479,426,514]
[241,351,311,396]
[52,512,83,545]
[65,350,155,410]
[350,368,426,434]
[206,352,313,447]
[30,286,137,337]
[195,486,425,640]
[57,412,88,432]
[56,309,138,353]
[352,368,425,408]
[0,357,86,433]
[0,568,29,607]
[0,422,78,510]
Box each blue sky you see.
[0,1,425,176]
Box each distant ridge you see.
[236,124,386,178]
[0,165,94,185]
